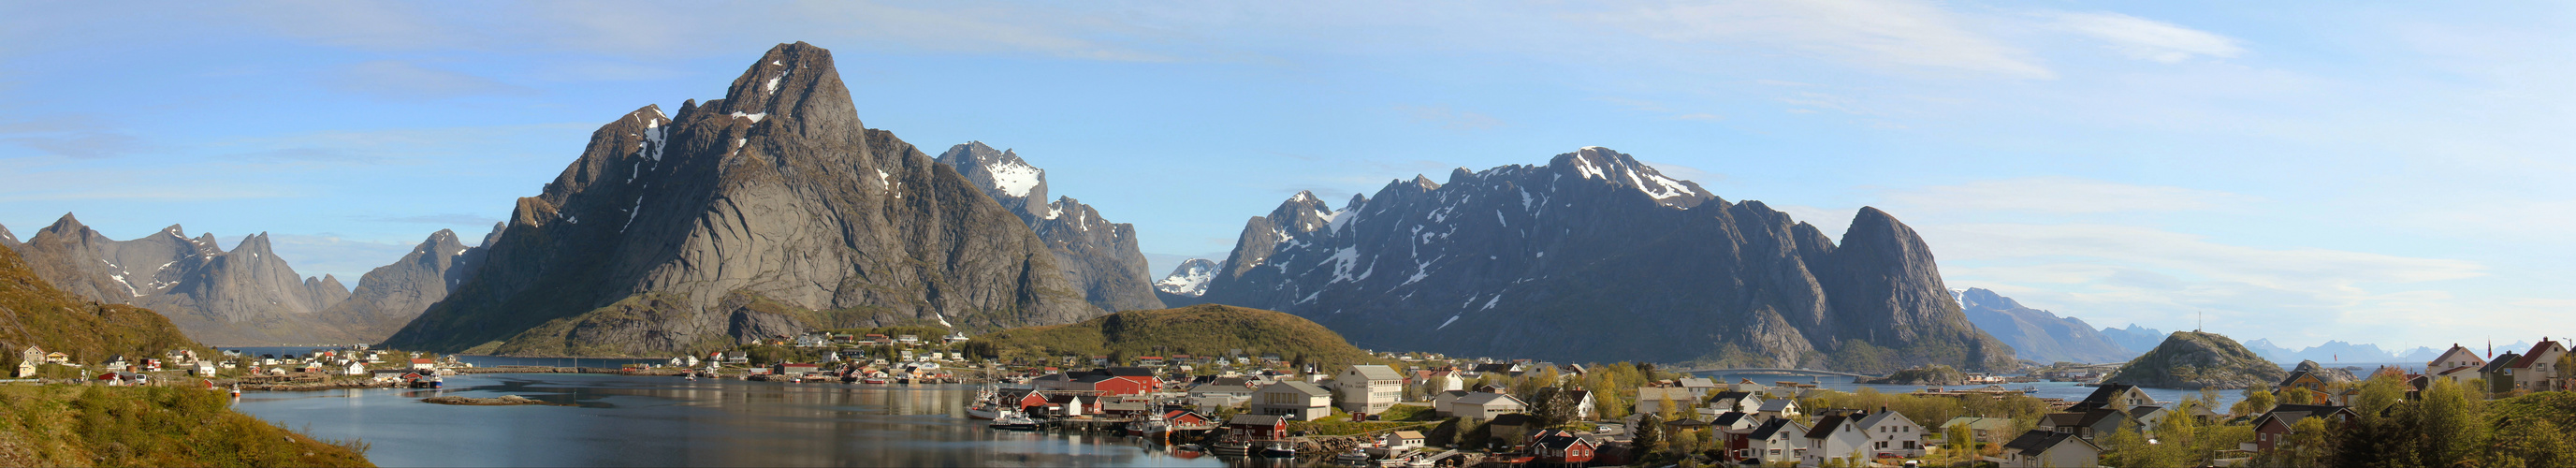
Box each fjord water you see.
[231,373,1226,467]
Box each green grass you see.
[0,385,372,467]
[0,247,208,371]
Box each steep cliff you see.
[382,42,1101,356]
[936,142,1163,313]
[1186,147,2012,373]
[316,225,501,344]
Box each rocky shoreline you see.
[422,395,563,406]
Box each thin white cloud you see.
[1574,0,2055,79]
[1929,223,2484,285]
[2046,11,2245,64]
[1884,177,2258,214]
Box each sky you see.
[2,1,2570,353]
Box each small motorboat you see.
[1334,450,1371,465]
[864,378,889,385]
[1174,444,1203,452]
[988,409,1039,431]
[1212,441,1253,456]
[1259,441,1297,458]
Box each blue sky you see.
[3,1,2569,353]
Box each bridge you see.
[1670,367,1880,379]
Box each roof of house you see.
[1531,429,1594,449]
[2076,384,2139,405]
[1189,384,1254,394]
[1565,389,1592,402]
[1259,381,1330,397]
[1856,410,1913,429]
[1392,431,1425,439]
[1102,367,1157,377]
[1666,417,1708,428]
[2255,404,2356,430]
[1804,414,1854,439]
[1748,418,1799,439]
[1229,414,1286,426]
[1709,390,1756,403]
[2430,345,2482,365]
[1638,387,1696,402]
[2279,371,2321,387]
[2506,341,2568,369]
[1491,414,1535,426]
[1757,399,1797,412]
[1346,365,1403,381]
[2041,409,2126,429]
[1456,392,1526,407]
[2002,430,2099,457]
[2127,405,2166,419]
[1677,377,1718,388]
[1710,411,1752,427]
[2481,353,2522,373]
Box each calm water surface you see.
[233,373,1238,467]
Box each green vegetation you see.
[2247,373,2576,467]
[0,247,206,371]
[1870,364,1969,385]
[2105,330,2287,389]
[967,304,1375,370]
[1288,408,1437,436]
[0,385,371,467]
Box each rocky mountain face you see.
[1955,288,2133,364]
[1153,258,1218,305]
[315,224,502,344]
[1185,147,2013,373]
[2100,324,2168,355]
[935,142,1162,313]
[2105,330,2287,389]
[382,42,1102,357]
[1,214,358,345]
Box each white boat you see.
[988,409,1038,431]
[966,403,1002,419]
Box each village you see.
[12,333,2574,468]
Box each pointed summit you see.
[709,41,860,139]
[1548,146,1714,209]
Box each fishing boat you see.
[863,378,889,385]
[1258,440,1297,458]
[987,409,1039,431]
[1125,412,1168,437]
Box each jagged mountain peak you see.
[477,222,504,247]
[0,223,17,248]
[938,141,1048,201]
[706,41,858,139]
[1547,146,1714,209]
[935,141,1162,313]
[1957,287,2025,310]
[1155,258,1220,298]
[1411,175,1440,190]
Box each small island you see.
[2102,330,2287,388]
[422,395,562,406]
[1863,364,1970,386]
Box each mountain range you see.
[936,142,1163,314]
[2098,324,2169,355]
[2244,338,2437,364]
[1952,288,2132,363]
[380,42,1107,356]
[1159,147,2013,373]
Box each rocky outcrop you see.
[1186,147,2014,373]
[1956,288,2134,363]
[382,42,1102,357]
[2105,330,2287,389]
[936,142,1163,313]
[316,225,501,344]
[1153,258,1219,306]
[3,214,354,345]
[2291,359,2358,384]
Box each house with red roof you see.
[2502,339,2568,392]
[1528,429,1598,464]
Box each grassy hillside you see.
[969,304,1375,369]
[0,246,205,370]
[0,385,371,467]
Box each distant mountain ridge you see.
[1178,147,2012,373]
[2,214,359,345]
[936,142,1163,313]
[315,224,502,344]
[1953,288,2132,363]
[2100,324,2168,355]
[1153,258,1218,305]
[382,42,1104,357]
[0,241,202,370]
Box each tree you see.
[2490,417,2573,468]
[2416,378,2486,468]
[2234,388,2277,417]
[1943,422,1976,462]
[1529,387,1576,429]
[1658,391,1681,418]
[1634,412,1666,455]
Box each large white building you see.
[1333,365,1404,414]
